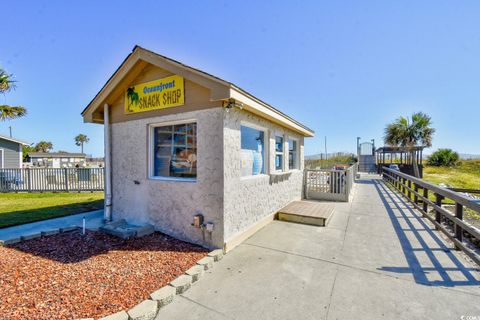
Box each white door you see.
[52,158,61,168]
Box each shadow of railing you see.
[354,179,376,185]
[373,179,480,287]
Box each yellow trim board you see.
[223,212,277,253]
[82,46,314,138]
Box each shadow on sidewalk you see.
[373,179,480,287]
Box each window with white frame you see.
[151,122,197,179]
[275,135,284,171]
[240,125,265,177]
[289,139,299,170]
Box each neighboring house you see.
[25,152,86,168]
[82,46,314,250]
[86,157,105,168]
[0,135,29,169]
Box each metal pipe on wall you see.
[104,103,112,221]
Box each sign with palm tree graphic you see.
[125,75,184,114]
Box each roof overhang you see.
[81,46,314,137]
[376,146,426,153]
[0,135,30,145]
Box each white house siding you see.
[0,139,22,168]
[223,108,304,242]
[110,107,225,248]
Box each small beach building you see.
[82,46,314,250]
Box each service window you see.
[275,135,284,171]
[240,125,265,177]
[289,139,299,170]
[152,122,197,180]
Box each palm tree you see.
[384,112,435,178]
[0,68,27,121]
[74,134,89,153]
[35,141,53,153]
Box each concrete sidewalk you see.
[0,210,104,242]
[156,175,480,320]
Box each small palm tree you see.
[0,68,27,121]
[35,141,53,153]
[75,134,89,153]
[384,112,435,177]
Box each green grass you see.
[306,155,356,169]
[423,160,480,189]
[0,192,104,228]
[422,160,480,224]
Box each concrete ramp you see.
[277,201,335,226]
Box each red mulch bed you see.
[0,230,208,319]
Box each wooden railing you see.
[382,167,480,265]
[305,164,357,202]
[0,168,105,192]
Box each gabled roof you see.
[0,134,29,145]
[28,152,86,158]
[82,46,314,137]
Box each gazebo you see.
[376,146,425,177]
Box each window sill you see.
[240,174,269,181]
[270,171,290,176]
[148,176,196,183]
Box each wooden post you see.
[422,188,428,214]
[414,183,419,204]
[434,193,444,229]
[455,203,463,249]
[407,180,412,200]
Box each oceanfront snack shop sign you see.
[125,75,185,114]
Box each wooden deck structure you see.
[376,146,425,177]
[277,201,335,226]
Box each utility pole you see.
[9,126,12,138]
[357,137,361,157]
[324,136,327,161]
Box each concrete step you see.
[277,201,335,227]
[100,220,155,239]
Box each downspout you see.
[104,103,113,221]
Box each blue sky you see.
[2,1,479,157]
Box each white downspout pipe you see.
[104,103,112,221]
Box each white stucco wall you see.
[110,105,306,249]
[223,108,305,242]
[110,107,225,248]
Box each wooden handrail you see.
[448,187,480,194]
[383,167,480,212]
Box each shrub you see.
[427,149,459,167]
